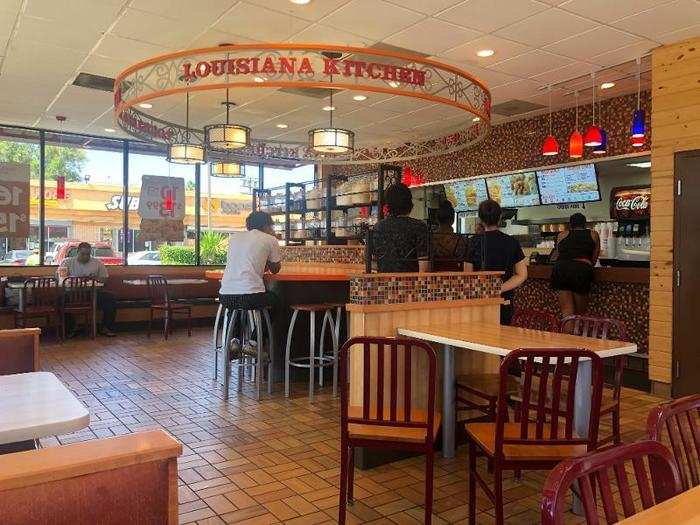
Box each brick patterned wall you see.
[280,245,365,265]
[350,272,502,305]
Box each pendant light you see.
[168,91,205,164]
[204,88,251,151]
[542,86,559,156]
[593,98,607,155]
[211,160,245,177]
[569,91,583,159]
[583,72,602,147]
[309,76,354,154]
[631,57,646,144]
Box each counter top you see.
[527,264,649,284]
[204,270,351,282]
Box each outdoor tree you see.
[0,141,87,181]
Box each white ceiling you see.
[0,0,698,144]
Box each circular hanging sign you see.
[114,43,491,165]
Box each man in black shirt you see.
[372,183,428,272]
[466,199,527,324]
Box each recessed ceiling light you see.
[476,49,495,58]
[353,94,367,101]
[253,76,265,83]
[388,81,400,88]
[600,82,615,90]
[104,128,116,133]
[472,116,481,122]
[290,0,311,4]
[138,102,153,109]
[322,105,335,111]
[627,161,651,168]
[276,123,288,129]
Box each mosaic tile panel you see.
[514,277,649,353]
[350,273,502,305]
[328,91,651,183]
[280,246,365,265]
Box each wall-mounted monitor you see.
[444,178,489,211]
[537,164,601,205]
[485,171,540,208]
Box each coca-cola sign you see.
[610,186,651,220]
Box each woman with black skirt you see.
[551,212,600,317]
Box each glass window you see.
[263,164,314,188]
[0,127,40,267]
[43,132,125,265]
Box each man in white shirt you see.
[219,211,281,310]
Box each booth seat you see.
[0,430,182,525]
[0,328,40,375]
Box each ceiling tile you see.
[588,39,658,67]
[129,0,236,23]
[289,23,371,47]
[437,0,550,33]
[14,16,101,52]
[322,0,423,41]
[495,8,597,48]
[243,0,352,21]
[558,0,673,24]
[430,59,522,88]
[215,3,312,41]
[51,86,114,119]
[186,29,260,49]
[441,35,530,67]
[369,95,434,113]
[112,8,212,49]
[80,55,132,79]
[382,0,465,15]
[489,78,543,104]
[384,18,481,56]
[93,34,170,62]
[656,23,700,45]
[24,0,123,28]
[543,26,642,61]
[530,60,596,86]
[612,0,700,41]
[490,49,573,78]
[3,40,84,80]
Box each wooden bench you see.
[0,327,40,375]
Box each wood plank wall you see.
[650,37,700,389]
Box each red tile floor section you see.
[38,329,665,524]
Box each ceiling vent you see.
[73,72,116,92]
[492,99,546,117]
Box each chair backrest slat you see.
[25,277,58,308]
[403,345,411,422]
[535,356,551,439]
[647,394,700,492]
[146,275,169,306]
[390,342,397,421]
[363,342,370,420]
[376,342,384,421]
[512,308,560,332]
[549,356,565,439]
[541,441,683,525]
[564,356,579,440]
[62,277,95,307]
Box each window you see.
[0,127,40,266]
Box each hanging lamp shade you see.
[593,129,607,155]
[309,128,355,154]
[542,134,559,156]
[167,143,205,164]
[631,135,645,148]
[204,124,250,151]
[583,125,602,147]
[569,130,583,158]
[631,109,646,138]
[211,160,244,177]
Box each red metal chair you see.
[146,275,192,340]
[13,277,62,340]
[338,336,438,525]
[561,315,629,446]
[466,348,604,525]
[61,277,96,339]
[455,309,559,421]
[647,394,700,492]
[541,440,682,524]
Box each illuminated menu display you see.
[485,172,540,207]
[444,178,489,211]
[537,164,600,204]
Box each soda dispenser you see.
[605,185,651,267]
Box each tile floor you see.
[39,329,666,524]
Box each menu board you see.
[537,164,600,204]
[485,172,540,207]
[444,178,488,211]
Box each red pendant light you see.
[631,135,645,148]
[56,175,66,200]
[542,86,559,156]
[569,91,583,158]
[584,72,603,147]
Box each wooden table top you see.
[123,278,209,286]
[398,322,637,358]
[6,280,103,289]
[618,485,700,524]
[204,270,350,282]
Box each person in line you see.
[551,212,600,317]
[372,182,428,272]
[218,210,281,311]
[465,199,527,325]
[57,241,116,337]
[431,200,467,271]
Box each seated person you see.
[431,200,467,271]
[57,241,116,337]
[372,183,428,272]
[218,211,281,311]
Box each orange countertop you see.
[204,270,350,282]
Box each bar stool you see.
[212,302,274,400]
[285,304,339,401]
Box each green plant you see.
[159,245,196,265]
[200,230,227,265]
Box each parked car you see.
[53,241,123,265]
[1,249,33,265]
[127,251,161,265]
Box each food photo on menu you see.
[444,178,489,211]
[485,171,540,207]
[537,164,601,205]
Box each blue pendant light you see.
[593,129,607,154]
[631,57,646,140]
